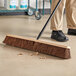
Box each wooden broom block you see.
[3,35,71,59]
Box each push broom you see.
[3,0,71,59]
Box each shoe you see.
[68,29,76,35]
[51,30,69,42]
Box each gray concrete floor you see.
[0,15,76,76]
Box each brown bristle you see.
[3,35,71,59]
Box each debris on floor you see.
[18,53,23,56]
[39,56,46,59]
[30,52,39,56]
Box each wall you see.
[0,0,50,9]
[0,0,4,7]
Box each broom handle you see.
[37,0,62,40]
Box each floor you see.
[0,15,76,76]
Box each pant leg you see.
[51,0,66,30]
[66,0,76,29]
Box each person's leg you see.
[51,0,66,30]
[66,0,76,29]
[51,0,68,42]
[66,0,76,35]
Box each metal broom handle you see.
[37,0,62,40]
